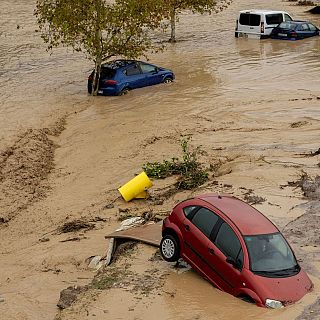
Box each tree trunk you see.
[169,8,176,42]
[92,55,102,96]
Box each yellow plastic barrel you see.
[118,172,153,202]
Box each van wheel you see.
[235,32,239,38]
[160,235,180,262]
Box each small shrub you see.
[143,139,208,190]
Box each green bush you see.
[143,139,208,190]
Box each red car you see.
[160,193,313,308]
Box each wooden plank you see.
[105,222,162,247]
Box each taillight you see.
[261,22,265,33]
[291,31,297,37]
[235,19,238,31]
[104,79,117,85]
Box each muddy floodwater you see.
[0,0,320,319]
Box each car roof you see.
[239,9,288,14]
[195,193,279,236]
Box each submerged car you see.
[271,20,319,40]
[160,193,313,308]
[87,60,175,96]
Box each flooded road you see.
[0,0,319,147]
[0,0,320,319]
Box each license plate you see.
[239,32,248,38]
[278,33,287,37]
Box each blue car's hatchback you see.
[88,60,175,96]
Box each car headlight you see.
[265,299,283,309]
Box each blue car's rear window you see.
[278,22,298,30]
[100,68,116,79]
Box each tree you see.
[160,0,218,42]
[35,0,165,95]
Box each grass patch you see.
[143,139,208,190]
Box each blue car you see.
[88,60,175,96]
[271,20,319,40]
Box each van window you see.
[284,14,292,22]
[266,14,283,25]
[239,13,261,26]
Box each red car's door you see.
[205,221,245,294]
[181,207,221,286]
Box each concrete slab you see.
[105,222,162,247]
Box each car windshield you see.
[244,233,299,276]
[278,22,298,30]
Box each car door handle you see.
[208,248,215,255]
[184,224,190,232]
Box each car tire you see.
[160,234,180,262]
[118,87,130,96]
[163,77,173,84]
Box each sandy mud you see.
[0,0,320,319]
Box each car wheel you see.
[118,87,130,96]
[160,235,180,262]
[163,77,173,84]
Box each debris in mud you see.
[58,220,95,233]
[39,237,50,242]
[91,264,132,290]
[241,188,266,205]
[60,236,87,242]
[57,285,88,309]
[112,241,137,263]
[290,121,309,128]
[296,298,320,320]
[299,147,320,157]
[288,172,320,199]
[0,296,4,303]
[148,249,162,262]
[297,0,317,5]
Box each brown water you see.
[0,0,320,319]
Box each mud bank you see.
[0,118,66,223]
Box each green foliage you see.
[143,139,208,190]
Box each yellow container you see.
[118,172,153,202]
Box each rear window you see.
[100,68,116,79]
[278,22,297,30]
[266,13,283,25]
[239,13,261,26]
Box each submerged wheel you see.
[160,235,180,262]
[118,87,130,96]
[163,77,173,84]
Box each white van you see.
[235,10,293,39]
